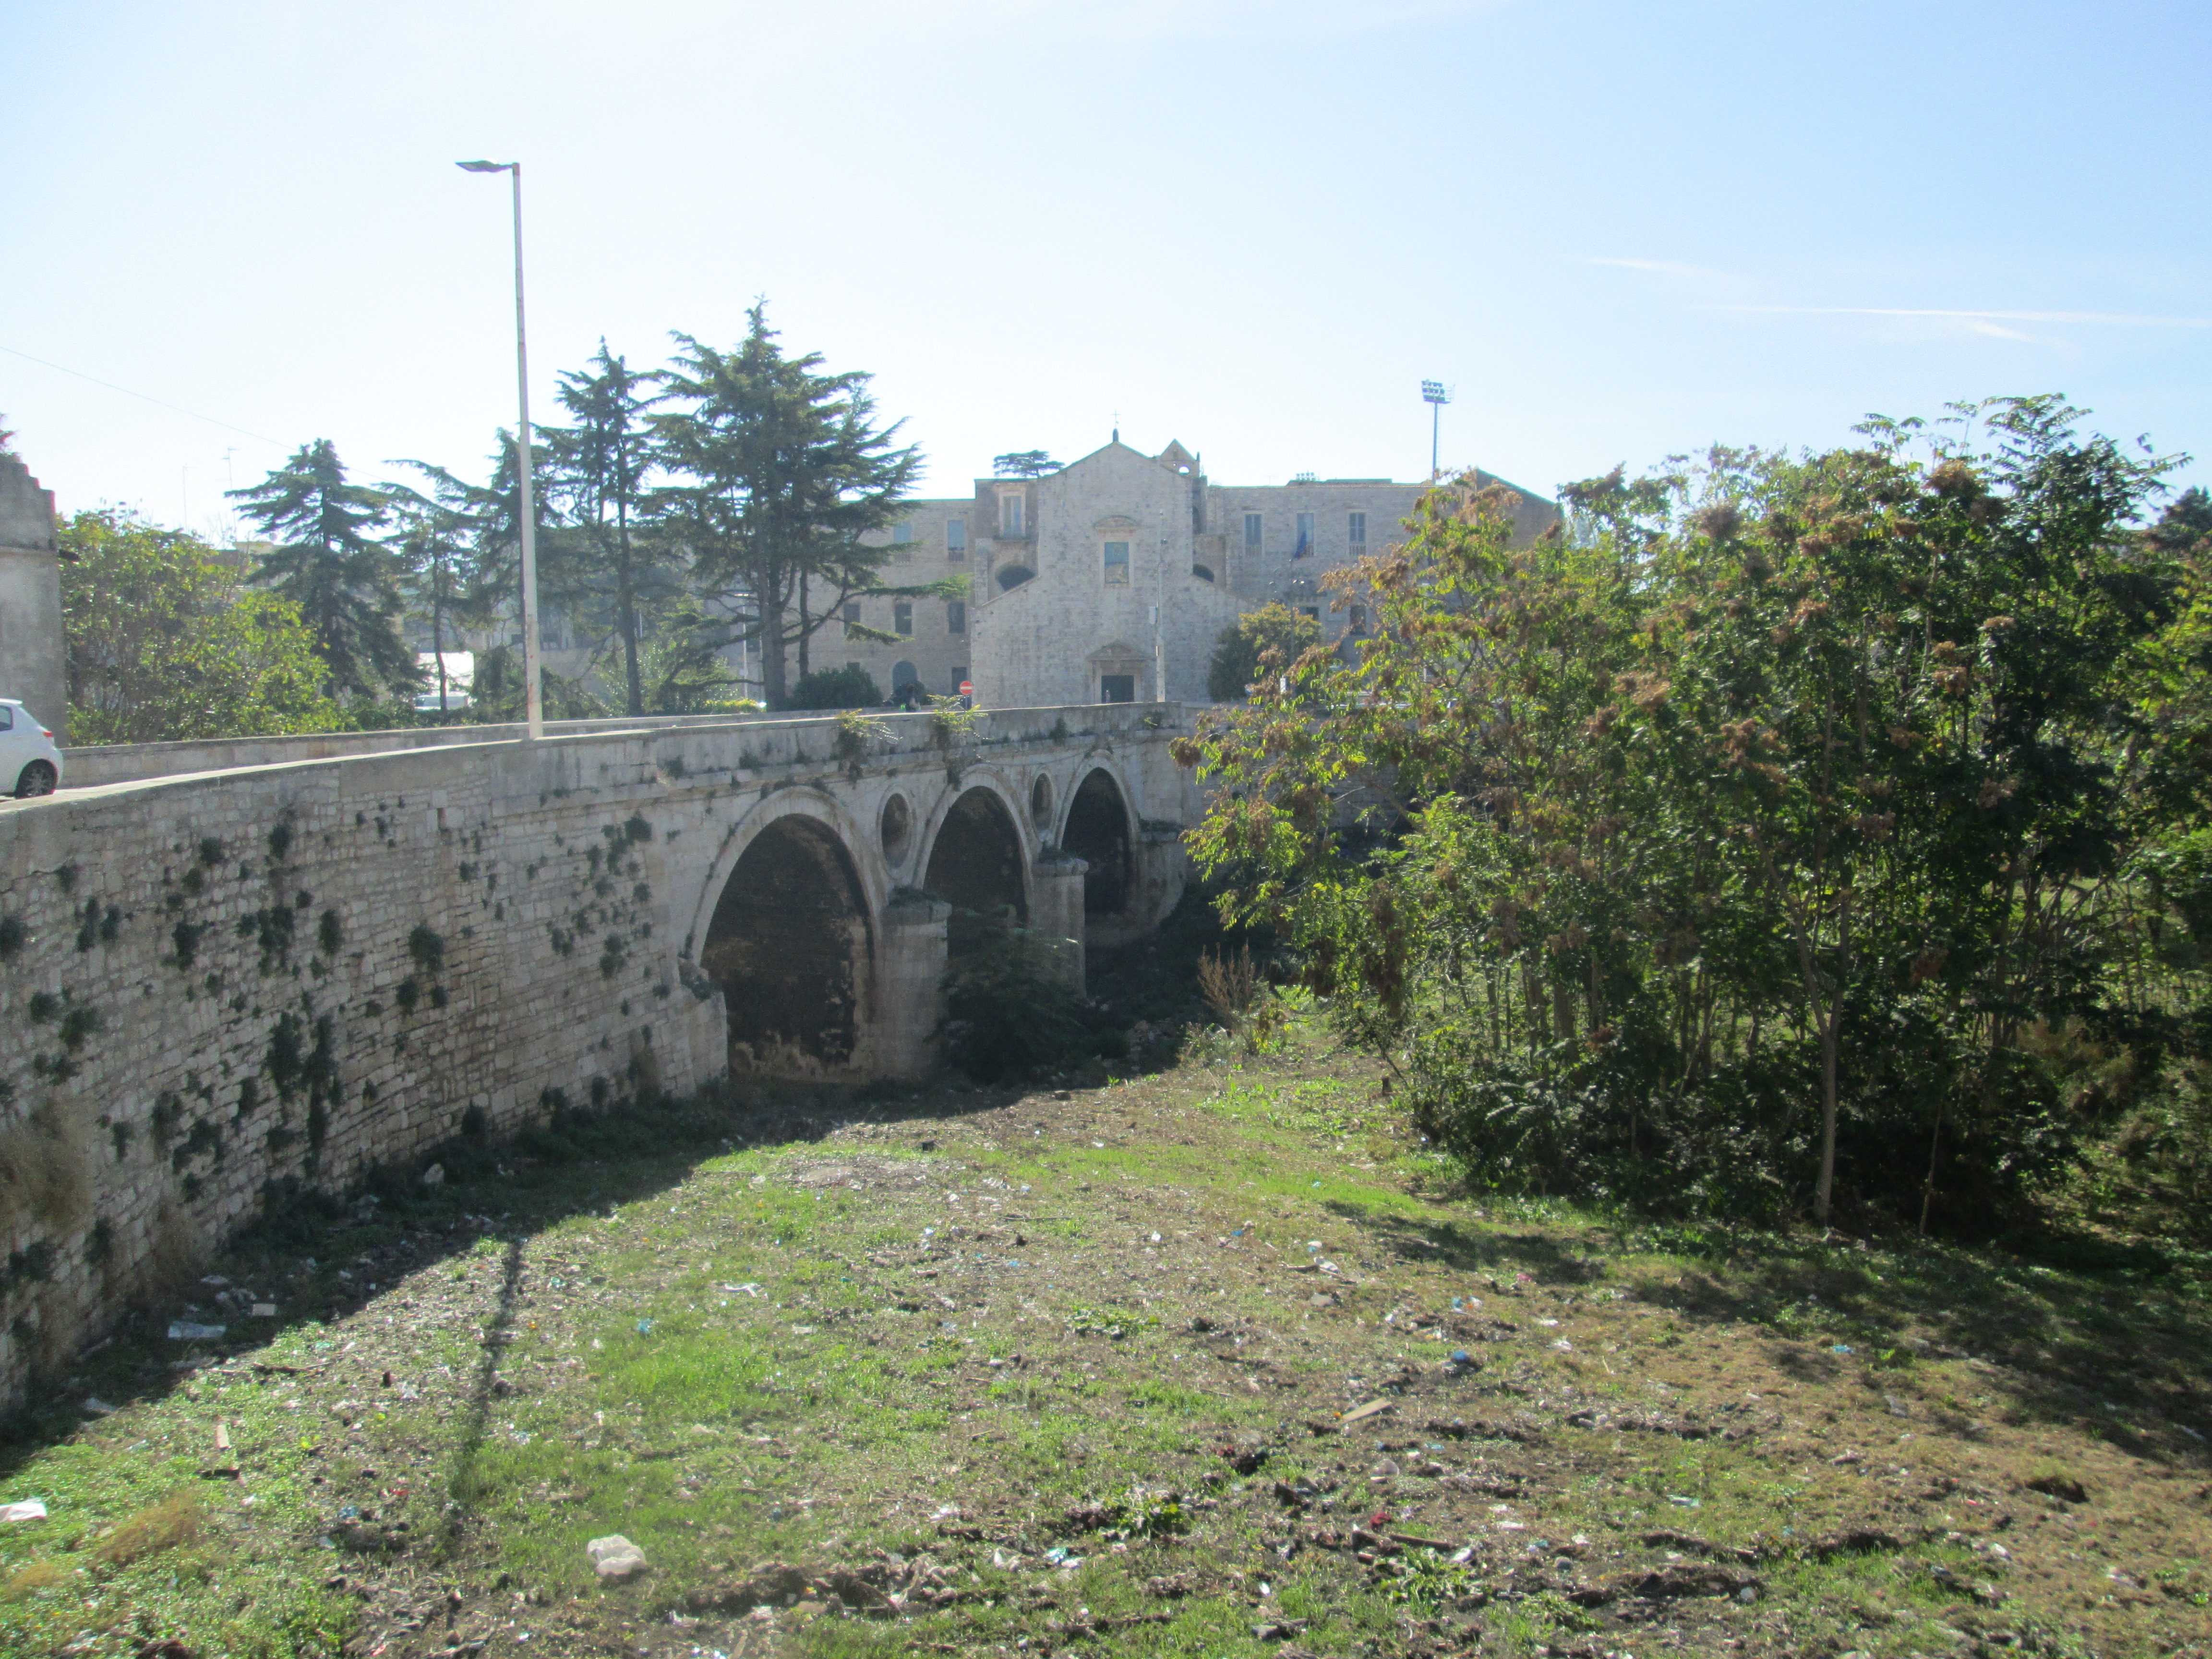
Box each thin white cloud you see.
[1587,256,1736,283]
[1723,305,2212,328]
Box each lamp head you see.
[456,159,511,173]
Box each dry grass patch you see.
[90,1490,203,1567]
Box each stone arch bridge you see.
[0,703,1199,1404]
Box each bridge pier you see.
[877,893,951,1078]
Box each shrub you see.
[784,664,882,711]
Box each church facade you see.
[805,436,1558,708]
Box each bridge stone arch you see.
[1059,763,1138,945]
[688,790,881,1079]
[916,770,1033,926]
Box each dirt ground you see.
[2,1035,2209,1659]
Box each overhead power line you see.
[0,343,289,447]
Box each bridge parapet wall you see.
[0,704,1196,1408]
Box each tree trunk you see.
[432,582,447,712]
[616,503,642,719]
[797,577,812,681]
[758,565,789,708]
[1814,1004,1839,1226]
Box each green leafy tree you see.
[650,303,949,707]
[1178,403,2191,1233]
[228,440,416,699]
[60,509,340,744]
[543,343,665,717]
[992,450,1059,478]
[1206,601,1323,702]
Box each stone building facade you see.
[0,453,67,741]
[804,436,1558,707]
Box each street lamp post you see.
[457,159,543,741]
[1421,379,1452,482]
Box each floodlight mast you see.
[1421,380,1453,482]
[456,159,542,741]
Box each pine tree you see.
[651,304,940,707]
[383,485,472,712]
[405,430,575,627]
[542,343,663,717]
[228,440,415,700]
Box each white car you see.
[0,701,63,797]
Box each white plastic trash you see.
[168,1322,227,1341]
[588,1534,648,1578]
[0,1500,48,1524]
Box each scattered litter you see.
[420,1164,445,1187]
[1342,1400,1394,1426]
[82,1397,118,1416]
[1306,1241,1322,1253]
[721,1283,762,1297]
[251,1303,277,1318]
[168,1322,227,1342]
[1553,1338,1573,1351]
[0,1499,48,1524]
[1537,1318,1561,1327]
[636,1320,653,1336]
[1830,1344,1854,1355]
[1044,1546,1084,1568]
[1668,1495,1702,1508]
[588,1534,649,1578]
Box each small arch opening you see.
[1030,774,1053,829]
[880,793,913,866]
[1062,768,1133,922]
[1191,563,1214,583]
[701,817,871,1076]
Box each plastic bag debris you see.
[168,1322,227,1342]
[0,1499,48,1524]
[82,1397,118,1416]
[588,1534,649,1578]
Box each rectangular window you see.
[947,600,966,634]
[1100,673,1136,704]
[842,601,861,638]
[999,493,1024,536]
[1348,511,1367,546]
[894,601,913,636]
[1294,512,1315,557]
[952,665,968,690]
[1102,540,1130,585]
[947,517,967,557]
[1349,602,1368,633]
[892,520,914,543]
[1301,606,1320,621]
[1242,511,1262,548]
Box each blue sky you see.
[4,0,2206,536]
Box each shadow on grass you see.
[0,1073,1047,1486]
[1312,1189,2212,1470]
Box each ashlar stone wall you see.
[0,704,1196,1408]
